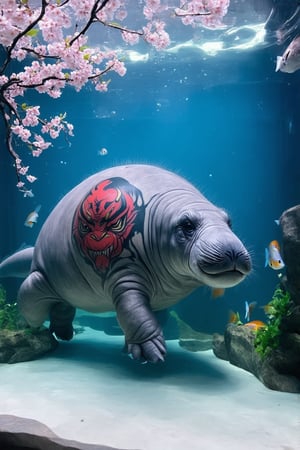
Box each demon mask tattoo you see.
[72,177,144,274]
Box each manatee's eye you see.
[221,210,232,229]
[176,217,196,240]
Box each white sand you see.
[0,328,299,450]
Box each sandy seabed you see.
[0,328,299,450]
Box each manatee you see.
[0,164,251,363]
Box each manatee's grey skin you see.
[0,247,34,278]
[0,165,251,363]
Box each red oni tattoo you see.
[72,178,144,274]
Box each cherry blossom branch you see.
[0,0,48,73]
[174,10,211,17]
[0,0,230,197]
[69,0,111,46]
[98,20,144,36]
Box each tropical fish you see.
[229,310,242,325]
[243,320,266,332]
[244,300,257,322]
[211,287,225,299]
[24,205,41,228]
[276,36,300,73]
[265,240,285,270]
[261,303,277,317]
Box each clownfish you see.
[24,205,41,228]
[265,240,285,270]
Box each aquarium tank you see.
[1,0,299,333]
[0,1,300,448]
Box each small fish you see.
[265,240,285,270]
[261,303,277,317]
[243,320,266,332]
[229,310,242,325]
[211,287,225,299]
[244,300,257,322]
[98,147,108,156]
[24,205,41,228]
[276,36,300,73]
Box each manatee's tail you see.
[0,247,34,278]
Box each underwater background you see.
[1,0,300,337]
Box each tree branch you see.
[69,0,111,46]
[0,0,49,73]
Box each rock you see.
[212,333,228,360]
[213,325,300,393]
[213,205,300,393]
[0,415,136,450]
[0,328,58,363]
[280,205,300,306]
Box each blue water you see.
[1,42,300,334]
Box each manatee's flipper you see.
[125,335,166,363]
[18,271,75,340]
[113,289,166,363]
[0,247,34,278]
[49,302,75,341]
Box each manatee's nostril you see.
[199,244,251,276]
[224,249,236,262]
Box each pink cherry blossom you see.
[26,175,37,183]
[22,106,40,127]
[0,0,231,195]
[18,166,29,176]
[11,124,31,142]
[122,30,140,45]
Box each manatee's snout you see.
[191,233,252,288]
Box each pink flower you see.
[18,166,29,175]
[122,31,140,45]
[111,59,127,77]
[66,123,74,135]
[0,75,8,86]
[26,175,37,183]
[32,134,52,151]
[95,81,108,92]
[11,125,31,142]
[32,149,43,157]
[22,106,40,127]
[49,129,59,139]
[143,21,170,50]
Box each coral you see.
[254,286,291,357]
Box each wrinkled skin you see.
[0,165,251,364]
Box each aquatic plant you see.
[0,1,229,196]
[0,285,21,331]
[254,286,291,357]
